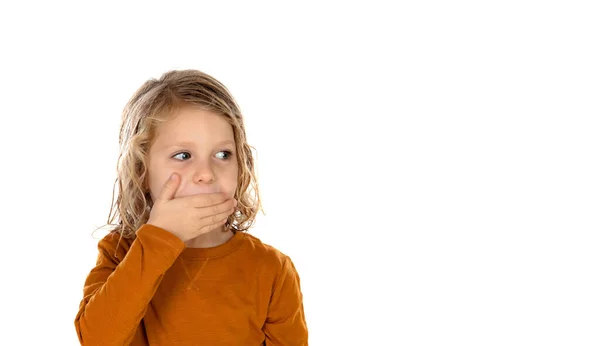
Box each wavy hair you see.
[101,69,262,240]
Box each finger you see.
[199,198,236,219]
[199,216,229,234]
[198,203,235,225]
[190,192,230,208]
[158,173,180,202]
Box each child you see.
[74,70,308,345]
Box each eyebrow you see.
[164,140,235,149]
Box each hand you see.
[146,172,237,242]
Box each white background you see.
[1,1,599,345]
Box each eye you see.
[172,152,191,161]
[216,150,233,160]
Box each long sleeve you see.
[74,224,185,346]
[263,256,309,345]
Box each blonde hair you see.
[103,69,262,239]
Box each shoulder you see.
[96,229,136,263]
[239,233,304,302]
[239,232,295,275]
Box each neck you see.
[184,226,234,248]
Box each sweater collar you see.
[181,230,245,259]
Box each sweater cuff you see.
[136,223,186,253]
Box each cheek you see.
[147,165,173,202]
[221,164,239,196]
[147,177,162,203]
[232,171,240,196]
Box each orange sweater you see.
[74,224,308,345]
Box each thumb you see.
[158,173,180,201]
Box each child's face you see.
[146,105,239,202]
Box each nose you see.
[192,159,215,184]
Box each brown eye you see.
[173,152,191,161]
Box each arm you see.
[74,224,185,345]
[263,256,309,346]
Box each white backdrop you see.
[1,1,599,345]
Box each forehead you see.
[153,106,234,146]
